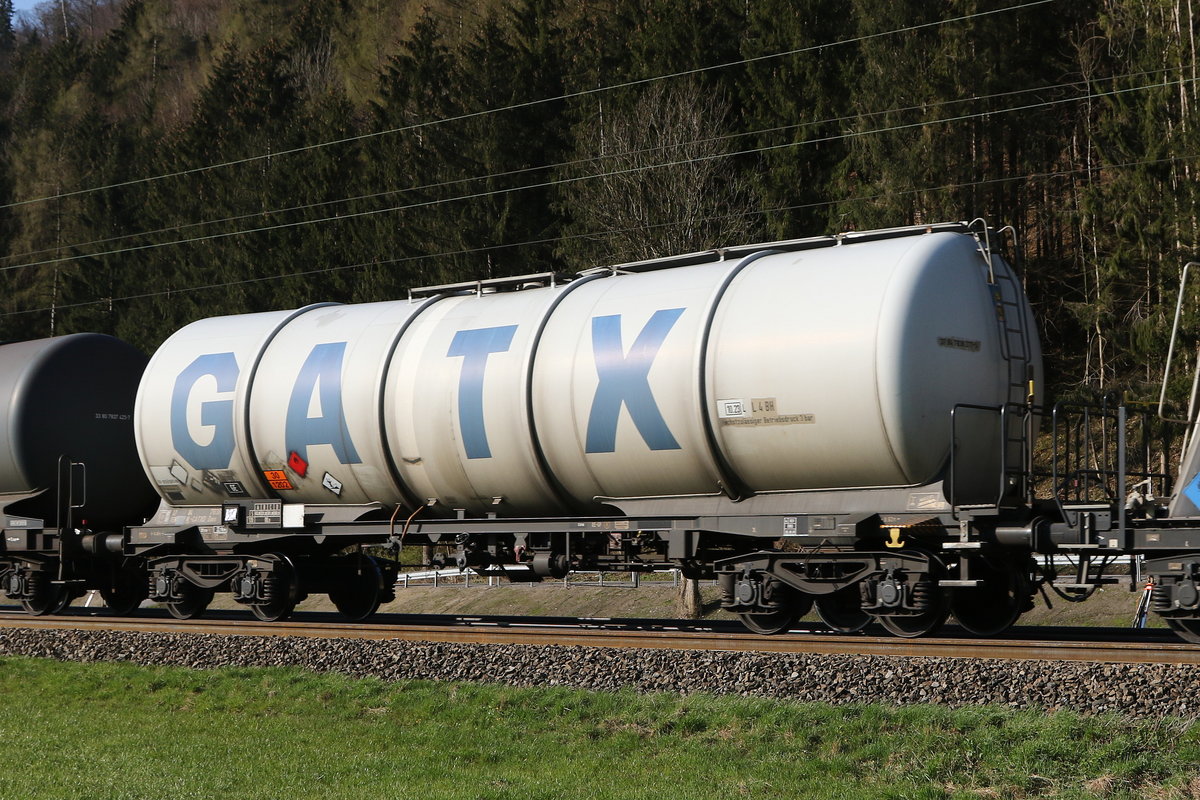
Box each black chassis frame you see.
[106,479,1096,619]
[6,483,1200,623]
[0,513,138,608]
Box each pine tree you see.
[829,0,946,229]
[367,9,467,295]
[1076,0,1200,397]
[739,0,852,238]
[0,0,13,53]
[450,0,568,277]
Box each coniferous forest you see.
[0,0,1196,403]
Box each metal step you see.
[1053,577,1124,588]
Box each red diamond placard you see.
[288,451,308,478]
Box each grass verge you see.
[0,657,1198,799]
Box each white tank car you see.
[134,227,1041,515]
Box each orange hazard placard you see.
[263,470,295,491]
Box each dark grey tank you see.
[0,334,156,529]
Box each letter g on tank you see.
[170,352,238,470]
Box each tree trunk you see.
[675,575,701,619]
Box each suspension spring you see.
[910,580,935,612]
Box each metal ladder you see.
[984,249,1035,503]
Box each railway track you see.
[0,609,1196,665]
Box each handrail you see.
[1049,400,1172,532]
[408,272,565,299]
[1159,261,1200,424]
[967,217,996,282]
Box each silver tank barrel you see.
[135,228,1043,514]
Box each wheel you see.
[950,558,1033,637]
[737,588,812,635]
[100,569,147,616]
[878,581,949,638]
[329,555,385,622]
[18,572,71,616]
[250,599,295,622]
[738,608,797,635]
[816,586,872,633]
[1167,618,1200,643]
[166,582,214,620]
[20,586,70,615]
[248,555,298,622]
[879,607,950,638]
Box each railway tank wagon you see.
[18,220,1200,642]
[0,334,157,614]
[126,222,1045,633]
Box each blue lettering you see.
[1184,471,1200,511]
[585,308,684,453]
[448,326,518,459]
[285,342,361,465]
[170,353,239,470]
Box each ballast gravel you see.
[0,626,1196,718]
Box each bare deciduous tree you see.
[287,38,340,101]
[558,79,758,268]
[560,80,755,617]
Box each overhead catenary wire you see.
[6,62,1164,265]
[4,150,1194,320]
[0,0,1057,212]
[0,71,1187,275]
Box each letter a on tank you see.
[285,342,361,465]
[586,308,684,453]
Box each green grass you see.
[0,658,1198,799]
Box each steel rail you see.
[0,611,1196,665]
